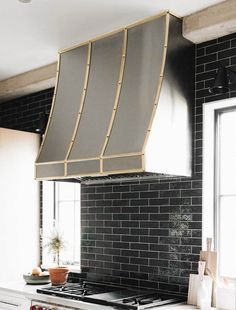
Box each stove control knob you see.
[32,306,42,310]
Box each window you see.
[42,181,81,271]
[203,98,236,278]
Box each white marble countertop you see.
[0,281,113,309]
[0,281,197,310]
[0,281,45,296]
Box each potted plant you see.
[44,229,69,285]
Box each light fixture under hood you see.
[35,12,194,181]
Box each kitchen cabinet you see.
[0,128,40,281]
[0,291,30,310]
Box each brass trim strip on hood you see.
[101,152,141,159]
[64,42,92,176]
[100,29,128,173]
[35,151,143,166]
[141,13,170,154]
[141,153,145,170]
[67,156,100,163]
[35,160,64,165]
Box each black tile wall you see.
[0,88,53,132]
[80,177,201,294]
[1,30,236,296]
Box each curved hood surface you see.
[35,12,194,181]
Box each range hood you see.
[35,12,194,181]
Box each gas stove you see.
[36,281,185,310]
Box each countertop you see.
[0,281,112,310]
[0,281,197,310]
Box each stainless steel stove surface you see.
[36,281,185,310]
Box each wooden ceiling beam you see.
[0,63,57,103]
[183,0,236,43]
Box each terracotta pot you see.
[48,266,69,285]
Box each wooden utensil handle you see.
[206,237,212,252]
[198,261,206,281]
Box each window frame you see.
[41,180,81,273]
[203,97,236,276]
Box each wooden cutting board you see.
[200,238,217,306]
[200,238,217,277]
[187,274,213,305]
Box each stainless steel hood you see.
[35,12,194,181]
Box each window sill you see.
[68,265,81,273]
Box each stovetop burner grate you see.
[36,281,185,309]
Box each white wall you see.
[0,128,40,281]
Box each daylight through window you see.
[42,181,81,270]
[203,98,236,278]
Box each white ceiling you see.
[0,0,224,81]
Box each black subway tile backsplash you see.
[205,41,230,54]
[196,53,217,65]
[218,47,236,59]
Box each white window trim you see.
[202,97,236,251]
[41,181,81,273]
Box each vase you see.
[48,266,69,285]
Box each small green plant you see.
[44,229,66,266]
